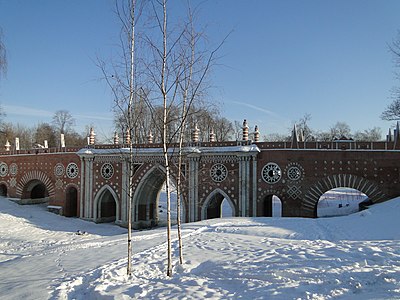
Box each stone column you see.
[252,154,258,216]
[188,154,200,221]
[238,155,251,217]
[120,157,130,225]
[83,156,94,219]
[79,156,85,218]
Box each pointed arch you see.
[93,185,120,223]
[201,188,235,220]
[302,174,386,217]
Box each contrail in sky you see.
[4,105,113,121]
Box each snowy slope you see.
[0,196,399,299]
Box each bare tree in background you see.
[295,113,314,141]
[354,127,382,141]
[52,110,75,134]
[330,121,352,139]
[381,31,400,121]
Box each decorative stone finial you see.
[291,124,299,149]
[254,125,260,142]
[191,123,200,143]
[15,137,20,151]
[242,119,249,141]
[387,128,392,142]
[5,140,10,151]
[125,128,131,145]
[113,132,119,145]
[147,130,153,144]
[89,127,96,145]
[209,128,215,142]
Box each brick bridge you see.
[0,128,399,228]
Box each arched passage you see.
[21,180,49,200]
[201,189,235,220]
[94,186,119,223]
[302,174,384,217]
[258,194,282,217]
[317,187,368,217]
[133,166,181,228]
[0,183,7,197]
[65,186,78,217]
[157,181,186,226]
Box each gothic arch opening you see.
[258,194,282,217]
[202,189,235,220]
[317,187,368,217]
[95,187,118,223]
[21,180,49,201]
[158,182,185,226]
[133,166,185,229]
[65,186,78,217]
[0,184,7,197]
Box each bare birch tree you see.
[98,0,143,276]
[143,0,228,276]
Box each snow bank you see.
[0,196,400,299]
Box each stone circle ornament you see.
[66,163,79,179]
[287,166,302,181]
[262,162,282,184]
[210,163,228,182]
[0,162,8,177]
[10,163,18,176]
[284,162,305,182]
[101,163,114,180]
[54,163,65,177]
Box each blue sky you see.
[0,0,399,141]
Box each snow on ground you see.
[0,196,400,299]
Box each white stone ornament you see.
[9,163,18,176]
[262,163,282,184]
[66,163,79,179]
[54,163,65,177]
[210,163,228,182]
[0,162,8,177]
[101,163,114,180]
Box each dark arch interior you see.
[22,181,49,200]
[262,195,273,217]
[136,168,166,227]
[65,187,78,217]
[206,193,229,219]
[258,194,282,217]
[97,189,117,223]
[0,184,7,197]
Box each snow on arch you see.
[201,188,235,220]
